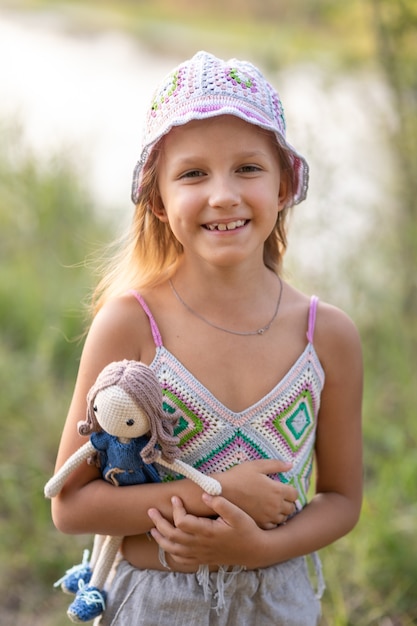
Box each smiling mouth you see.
[204,219,248,231]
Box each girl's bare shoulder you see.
[315,299,361,344]
[313,299,363,376]
[84,292,156,364]
[283,283,362,368]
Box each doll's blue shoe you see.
[54,549,92,595]
[67,584,107,623]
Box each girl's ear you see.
[278,176,290,211]
[150,197,169,223]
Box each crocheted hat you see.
[131,50,309,208]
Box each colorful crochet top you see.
[130,292,325,509]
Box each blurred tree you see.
[370,0,417,336]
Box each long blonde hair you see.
[90,136,295,317]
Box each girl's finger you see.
[201,494,255,529]
[171,496,188,527]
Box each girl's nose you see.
[208,174,240,209]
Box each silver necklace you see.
[169,275,283,336]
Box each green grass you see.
[0,127,109,623]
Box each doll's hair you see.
[79,360,179,464]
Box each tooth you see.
[206,220,246,231]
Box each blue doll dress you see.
[90,432,161,486]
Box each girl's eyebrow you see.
[233,150,269,159]
[172,150,269,166]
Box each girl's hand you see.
[218,459,298,529]
[148,494,265,569]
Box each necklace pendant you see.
[258,328,265,335]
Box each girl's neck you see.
[171,261,280,309]
[169,273,283,337]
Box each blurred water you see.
[0,9,394,287]
[0,10,178,211]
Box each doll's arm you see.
[44,441,95,498]
[154,451,222,496]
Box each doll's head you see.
[79,360,179,464]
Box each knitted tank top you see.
[131,292,325,509]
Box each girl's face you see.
[155,115,287,271]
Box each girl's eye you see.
[238,165,261,173]
[181,170,204,179]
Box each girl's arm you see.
[51,296,298,537]
[147,304,363,568]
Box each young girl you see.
[50,51,363,625]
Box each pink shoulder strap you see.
[128,290,163,348]
[306,295,319,344]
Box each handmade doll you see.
[44,360,221,623]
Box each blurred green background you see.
[0,1,416,624]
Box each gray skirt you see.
[94,554,324,626]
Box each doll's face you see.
[93,385,150,439]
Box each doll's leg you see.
[57,534,106,595]
[66,536,123,624]
[54,547,93,595]
[90,534,106,570]
[55,534,105,595]
[90,536,122,590]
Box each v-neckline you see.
[150,342,323,417]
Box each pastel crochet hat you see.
[131,50,309,208]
